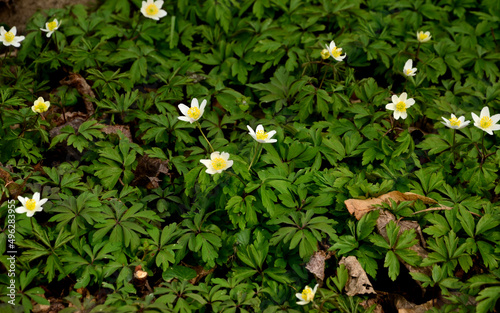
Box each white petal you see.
[226,160,233,169]
[200,159,212,168]
[256,125,264,133]
[247,125,256,136]
[489,114,500,124]
[156,0,164,7]
[399,92,407,102]
[405,98,415,106]
[394,111,401,120]
[296,300,309,305]
[220,152,230,161]
[386,103,395,110]
[400,111,408,119]
[210,151,221,159]
[178,103,190,116]
[17,196,27,206]
[38,198,48,206]
[205,168,217,174]
[191,98,199,109]
[266,139,277,143]
[0,26,5,36]
[480,107,490,118]
[33,192,40,202]
[404,59,412,69]
[157,10,168,18]
[15,207,27,214]
[199,99,207,112]
[266,130,277,138]
[26,210,35,217]
[391,95,399,104]
[471,112,479,123]
[10,26,17,36]
[177,116,193,123]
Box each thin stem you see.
[0,46,11,67]
[196,122,214,153]
[248,142,262,171]
[318,65,328,89]
[415,42,421,60]
[226,171,245,185]
[452,129,457,164]
[480,131,487,165]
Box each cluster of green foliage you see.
[1,0,500,312]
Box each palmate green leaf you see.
[384,250,400,281]
[331,235,358,255]
[477,241,498,269]
[476,286,500,313]
[476,214,500,236]
[457,207,475,238]
[357,210,379,241]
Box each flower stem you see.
[480,131,487,164]
[248,142,262,171]
[415,42,421,60]
[452,129,457,164]
[196,122,214,153]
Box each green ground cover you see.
[1,0,500,312]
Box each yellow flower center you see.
[330,47,342,58]
[395,101,406,112]
[35,102,49,112]
[211,157,227,171]
[26,199,36,211]
[146,4,159,15]
[256,130,268,140]
[449,117,461,127]
[321,49,330,59]
[301,287,313,301]
[4,32,14,42]
[187,107,201,119]
[47,21,58,31]
[419,33,428,41]
[480,116,492,129]
[405,69,412,75]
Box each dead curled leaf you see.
[59,73,95,116]
[305,250,332,283]
[345,191,437,220]
[339,256,376,296]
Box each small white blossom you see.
[417,31,431,43]
[385,92,415,120]
[178,98,207,124]
[40,19,61,38]
[403,59,417,77]
[200,151,233,175]
[247,125,277,143]
[296,284,318,305]
[140,0,168,20]
[471,107,500,135]
[32,97,50,113]
[16,192,48,217]
[325,40,346,62]
[0,26,25,47]
[441,114,469,130]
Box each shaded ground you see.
[0,0,97,33]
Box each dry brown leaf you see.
[395,295,435,313]
[305,250,332,283]
[101,125,133,142]
[339,256,376,296]
[360,298,384,313]
[60,73,95,116]
[131,154,169,189]
[345,191,437,220]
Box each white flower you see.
[16,192,48,217]
[417,31,431,43]
[441,114,470,130]
[296,284,318,305]
[247,125,277,143]
[0,26,25,47]
[178,98,207,124]
[32,97,50,113]
[403,59,417,77]
[385,92,415,120]
[471,107,500,135]
[325,41,346,62]
[140,0,168,20]
[40,19,61,38]
[200,151,233,174]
